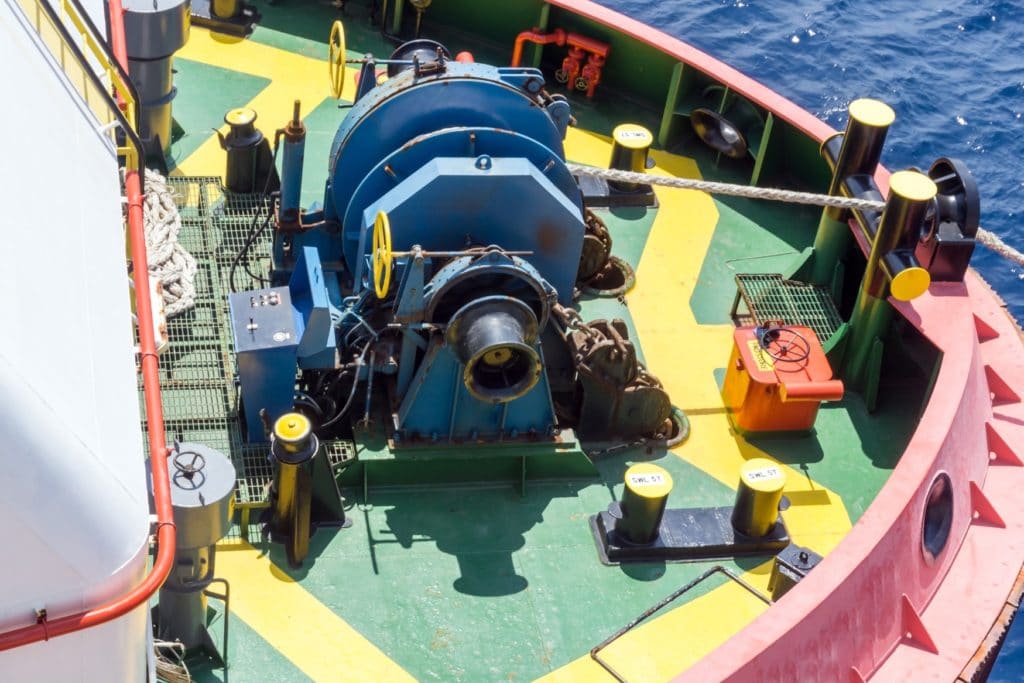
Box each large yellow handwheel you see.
[328,20,347,99]
[372,211,393,298]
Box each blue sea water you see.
[598,0,1024,677]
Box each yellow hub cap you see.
[274,412,312,444]
[482,347,513,366]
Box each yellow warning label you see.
[746,340,775,372]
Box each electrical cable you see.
[319,338,373,430]
[229,143,280,293]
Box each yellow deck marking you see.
[216,541,416,682]
[630,145,851,553]
[542,129,853,680]
[540,561,773,682]
[174,28,341,178]
[175,34,853,677]
[565,127,851,551]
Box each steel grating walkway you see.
[138,177,354,524]
[730,273,843,342]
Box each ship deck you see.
[156,5,935,680]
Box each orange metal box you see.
[722,325,844,434]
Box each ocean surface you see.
[597,0,1024,677]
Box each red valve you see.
[510,28,609,98]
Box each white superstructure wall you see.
[0,0,150,678]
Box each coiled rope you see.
[143,169,197,318]
[567,164,1024,268]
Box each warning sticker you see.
[628,472,666,488]
[618,129,649,139]
[746,340,775,372]
[745,465,782,482]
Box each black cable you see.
[319,338,373,430]
[229,143,280,293]
[240,209,274,288]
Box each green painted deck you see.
[152,3,937,679]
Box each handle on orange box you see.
[780,379,844,402]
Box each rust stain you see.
[536,219,564,253]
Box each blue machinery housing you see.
[228,46,668,451]
[230,55,584,445]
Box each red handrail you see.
[0,0,175,651]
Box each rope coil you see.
[567,164,1024,268]
[143,169,197,318]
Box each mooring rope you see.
[567,164,1024,269]
[143,169,197,318]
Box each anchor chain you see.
[575,209,636,297]
[553,304,675,446]
[568,163,1024,268]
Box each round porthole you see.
[921,472,954,565]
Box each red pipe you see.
[0,0,175,651]
[566,31,609,58]
[510,28,566,67]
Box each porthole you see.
[921,472,954,565]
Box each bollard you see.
[842,171,936,391]
[613,463,673,544]
[810,98,895,287]
[270,412,319,566]
[608,124,653,192]
[219,108,264,193]
[731,458,786,538]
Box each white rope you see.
[568,164,1024,268]
[976,228,1024,268]
[143,169,197,318]
[567,163,888,211]
[153,639,192,683]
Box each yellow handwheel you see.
[372,211,393,298]
[328,20,347,99]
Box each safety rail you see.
[15,0,144,176]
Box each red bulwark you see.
[722,326,844,433]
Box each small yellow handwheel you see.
[328,20,347,99]
[372,211,393,298]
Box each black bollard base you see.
[590,503,789,565]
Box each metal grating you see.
[139,177,356,512]
[732,273,843,342]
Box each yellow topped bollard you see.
[731,458,786,538]
[614,462,673,544]
[608,123,654,192]
[270,412,320,567]
[875,170,936,302]
[811,97,896,286]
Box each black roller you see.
[925,157,980,240]
[691,107,749,159]
[446,297,542,403]
[913,157,980,283]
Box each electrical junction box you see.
[722,326,843,434]
[229,287,300,441]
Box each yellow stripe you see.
[539,561,774,682]
[216,541,416,682]
[564,127,851,552]
[174,28,340,178]
[631,144,851,554]
[542,129,853,680]
[173,39,852,676]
